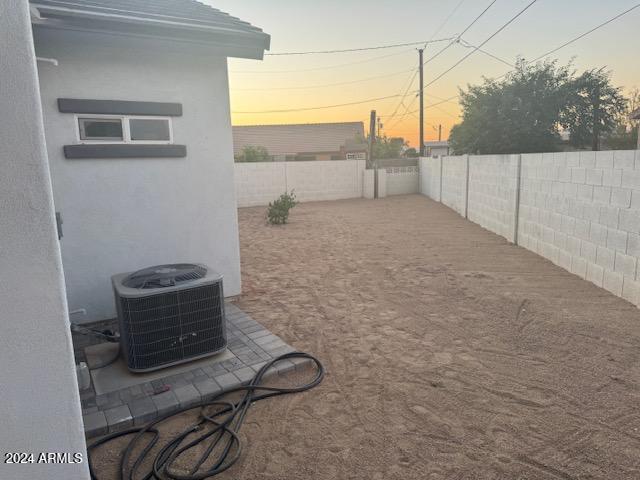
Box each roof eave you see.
[31,4,270,59]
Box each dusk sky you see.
[208,0,640,148]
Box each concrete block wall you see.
[363,169,375,199]
[441,155,468,216]
[385,165,420,196]
[235,160,366,207]
[287,160,366,203]
[468,154,520,242]
[378,169,387,198]
[518,150,640,306]
[420,150,640,308]
[234,162,287,207]
[419,156,442,200]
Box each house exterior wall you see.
[35,28,241,323]
[0,3,89,478]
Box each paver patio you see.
[92,194,640,479]
[76,306,300,437]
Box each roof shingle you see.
[30,0,269,55]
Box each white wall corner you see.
[0,2,89,478]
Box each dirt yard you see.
[94,195,640,479]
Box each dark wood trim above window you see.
[58,99,182,116]
[64,144,187,159]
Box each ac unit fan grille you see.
[120,283,225,370]
[123,263,207,289]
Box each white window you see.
[76,115,173,144]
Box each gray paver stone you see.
[83,411,108,438]
[194,378,222,401]
[152,390,180,416]
[214,372,240,391]
[104,404,133,433]
[173,384,201,408]
[234,366,256,384]
[129,397,157,426]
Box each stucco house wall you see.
[35,28,242,322]
[0,3,89,478]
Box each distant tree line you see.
[359,134,419,159]
[235,145,271,162]
[449,59,637,155]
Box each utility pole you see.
[418,48,425,156]
[438,124,442,142]
[592,84,601,151]
[367,110,379,198]
[367,110,376,169]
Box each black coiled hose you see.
[87,352,324,479]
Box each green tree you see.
[370,135,406,159]
[561,69,627,150]
[450,59,571,154]
[403,147,419,158]
[235,145,271,162]
[603,87,639,150]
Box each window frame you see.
[74,114,173,145]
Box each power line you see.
[366,1,469,127]
[528,3,640,63]
[230,68,414,91]
[384,69,419,123]
[457,38,514,67]
[429,0,467,40]
[232,3,639,117]
[422,0,539,90]
[423,0,500,67]
[409,3,640,112]
[382,91,459,117]
[229,34,512,93]
[231,85,459,116]
[385,0,500,129]
[264,36,457,56]
[232,94,402,114]
[231,0,496,117]
[384,2,640,139]
[381,1,478,127]
[230,48,416,74]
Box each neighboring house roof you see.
[630,108,640,120]
[30,0,270,58]
[344,138,369,152]
[232,122,366,156]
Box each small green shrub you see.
[267,191,298,225]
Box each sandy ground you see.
[92,195,640,479]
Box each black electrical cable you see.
[87,352,324,480]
